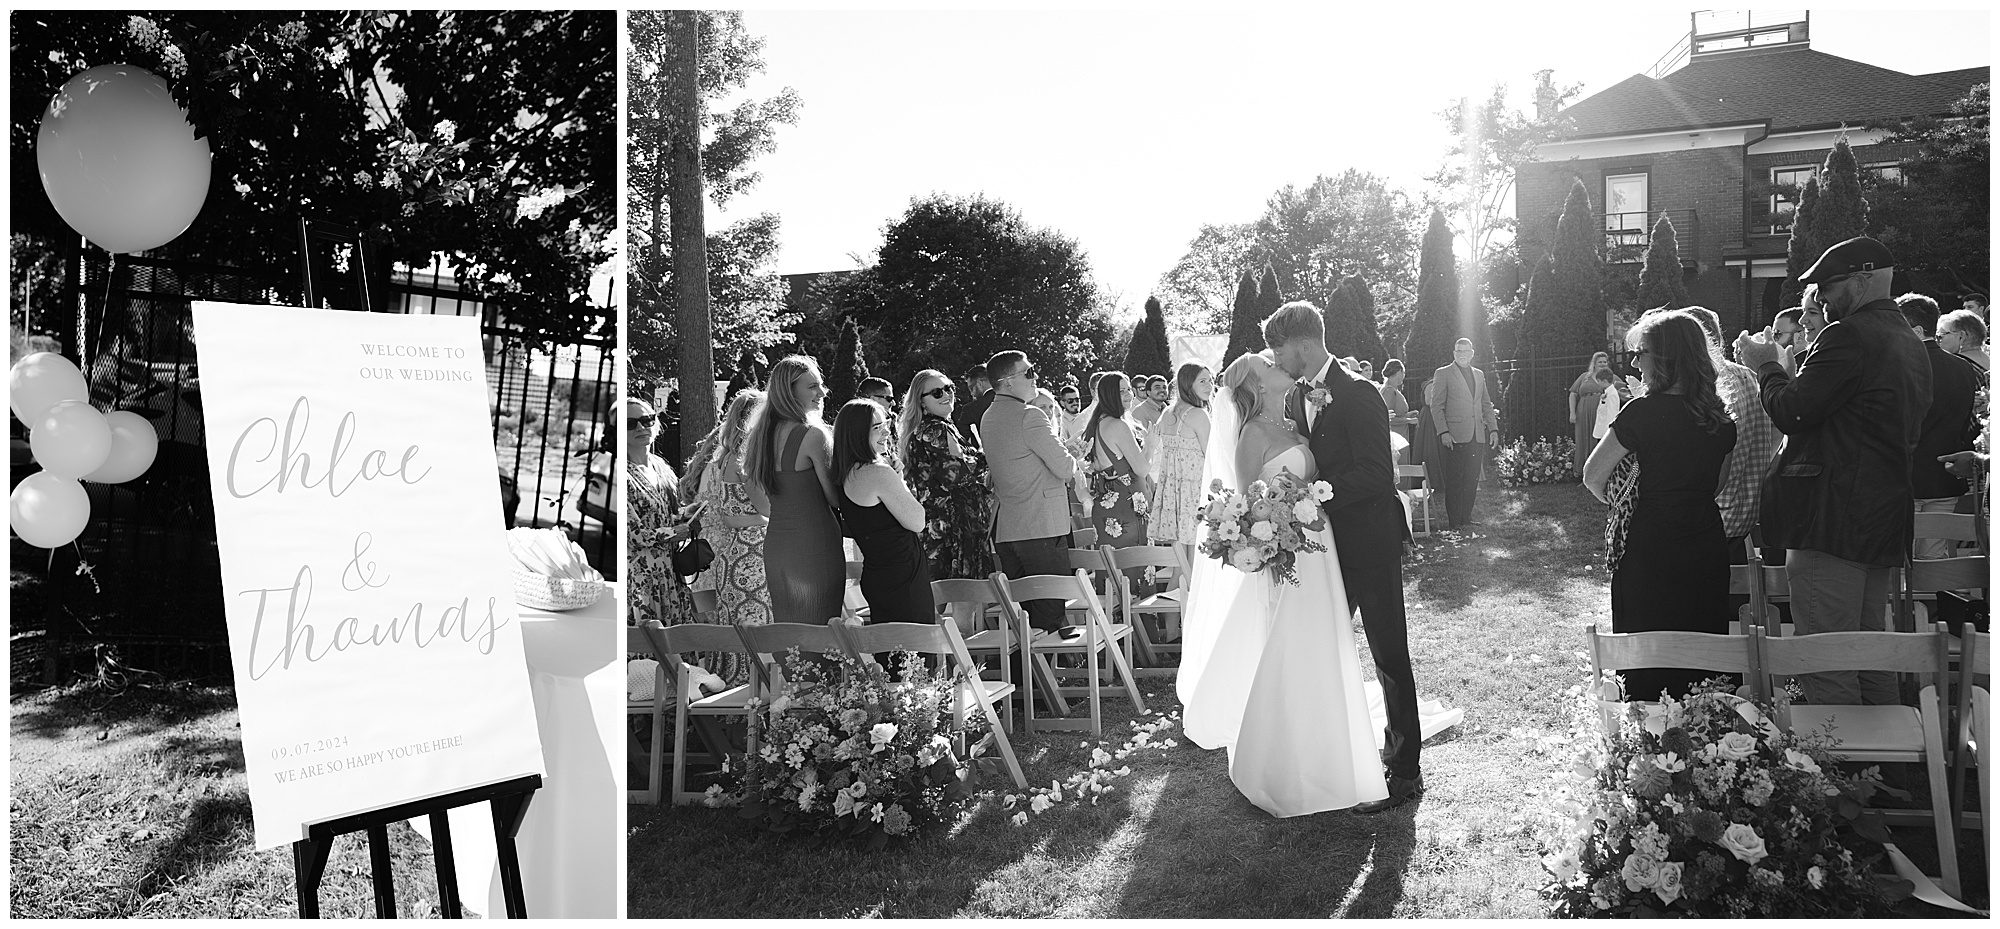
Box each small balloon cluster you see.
[8,353,159,549]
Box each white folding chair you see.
[1067,547,1136,672]
[626,624,671,805]
[840,559,872,624]
[1396,463,1434,539]
[832,620,1028,789]
[932,577,1017,734]
[1101,543,1187,675]
[1755,627,1960,899]
[734,622,849,706]
[658,623,758,805]
[994,570,1145,738]
[1585,624,1763,736]
[1951,629,1989,863]
[1071,526,1098,549]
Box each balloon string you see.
[86,251,119,401]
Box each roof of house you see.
[1560,46,1988,139]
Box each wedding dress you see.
[1178,405,1461,817]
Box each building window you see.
[1864,161,1904,186]
[1604,173,1648,247]
[1768,164,1816,235]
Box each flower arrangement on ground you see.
[1494,437,1577,487]
[1196,474,1333,585]
[1539,677,1911,917]
[714,647,979,845]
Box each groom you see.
[1264,301,1423,813]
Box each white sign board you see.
[191,302,545,849]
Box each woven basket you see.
[512,569,605,612]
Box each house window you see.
[1604,173,1649,247]
[1768,164,1816,235]
[1864,162,1904,186]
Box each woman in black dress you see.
[832,400,934,624]
[1583,310,1738,702]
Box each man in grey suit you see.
[1428,338,1498,528]
[981,350,1080,640]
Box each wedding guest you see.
[1379,359,1416,466]
[1591,370,1626,440]
[1131,375,1168,430]
[1429,338,1498,529]
[899,368,997,580]
[1964,293,1988,318]
[1900,294,1979,559]
[627,398,698,628]
[1057,382,1087,443]
[1585,310,1737,702]
[685,389,772,681]
[1357,359,1375,382]
[744,356,845,625]
[1687,306,1780,566]
[1773,307,1806,372]
[958,363,996,449]
[1800,285,1828,345]
[833,400,933,624]
[859,376,900,467]
[1084,372,1152,555]
[981,350,1081,640]
[1939,309,1990,375]
[1148,362,1213,567]
[1733,237,1928,706]
[1568,352,1617,474]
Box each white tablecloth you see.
[413,581,620,918]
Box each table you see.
[412,581,620,918]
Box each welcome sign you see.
[191,302,545,849]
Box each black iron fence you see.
[1486,352,1640,442]
[13,241,615,685]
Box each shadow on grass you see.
[133,793,255,901]
[1406,486,1605,613]
[10,681,239,748]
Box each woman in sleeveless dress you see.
[1084,372,1150,551]
[834,400,934,623]
[1181,353,1460,818]
[745,356,845,625]
[898,369,996,580]
[1148,362,1213,569]
[684,389,772,683]
[626,398,698,628]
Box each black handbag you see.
[670,520,715,577]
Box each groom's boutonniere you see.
[1306,383,1332,412]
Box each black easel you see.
[292,774,540,918]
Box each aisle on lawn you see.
[630,485,1614,918]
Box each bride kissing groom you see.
[1180,300,1452,819]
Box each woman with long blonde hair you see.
[687,389,772,673]
[898,368,996,579]
[743,356,844,625]
[1147,361,1213,567]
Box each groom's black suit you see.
[1289,362,1421,785]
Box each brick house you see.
[1515,12,1987,334]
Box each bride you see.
[1178,351,1457,818]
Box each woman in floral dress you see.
[626,397,697,628]
[685,388,771,684]
[898,369,996,580]
[1084,372,1151,554]
[1148,362,1212,568]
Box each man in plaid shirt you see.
[1687,307,1781,558]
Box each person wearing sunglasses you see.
[980,350,1081,641]
[625,397,701,629]
[895,369,996,584]
[1733,236,1930,708]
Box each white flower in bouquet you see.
[1544,848,1582,883]
[1229,548,1264,572]
[1011,811,1030,827]
[1216,521,1242,542]
[833,790,856,816]
[1716,823,1769,864]
[1654,861,1685,905]
[1782,748,1822,775]
[1225,495,1250,517]
[770,694,793,715]
[1653,751,1686,774]
[1248,480,1268,497]
[1309,481,1334,502]
[1249,520,1276,541]
[1620,852,1662,891]
[1713,731,1758,761]
[1291,499,1320,524]
[869,722,899,748]
[1806,865,1825,889]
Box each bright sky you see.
[715,5,1989,320]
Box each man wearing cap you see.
[1734,236,1931,706]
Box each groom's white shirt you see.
[1303,356,1338,433]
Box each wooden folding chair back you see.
[1586,624,1761,710]
[929,577,1016,732]
[830,621,1027,788]
[1396,463,1434,538]
[1954,630,1990,861]
[1072,527,1098,549]
[1754,626,1960,897]
[735,623,848,698]
[656,623,758,805]
[991,571,1146,737]
[1914,511,1981,544]
[1907,555,1988,594]
[626,624,672,804]
[1101,543,1187,673]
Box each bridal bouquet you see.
[1196,475,1334,586]
[1540,678,1907,918]
[719,647,979,845]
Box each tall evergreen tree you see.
[1324,275,1388,368]
[1124,295,1174,378]
[1223,269,1263,369]
[1635,213,1689,311]
[1403,209,1462,399]
[1813,137,1871,252]
[1257,263,1284,321]
[1506,177,1604,441]
[1781,175,1822,311]
[825,316,868,412]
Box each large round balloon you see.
[85,410,160,484]
[10,471,91,549]
[8,352,90,425]
[29,400,114,479]
[36,64,211,255]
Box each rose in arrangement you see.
[1538,678,1915,918]
[1195,474,1331,585]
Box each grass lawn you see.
[9,681,461,918]
[629,482,1988,918]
